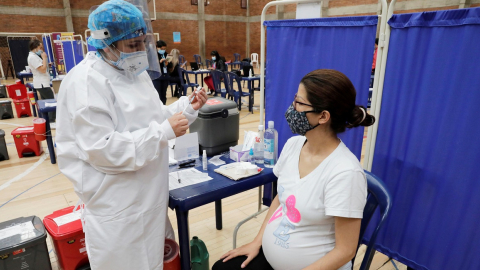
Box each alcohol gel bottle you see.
[248,148,255,164]
[264,121,278,168]
[254,125,264,164]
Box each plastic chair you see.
[178,68,199,96]
[193,54,203,69]
[251,53,259,68]
[179,55,187,69]
[353,171,392,270]
[224,72,251,111]
[210,70,227,98]
[205,59,213,69]
[232,53,242,70]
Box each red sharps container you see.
[43,206,89,270]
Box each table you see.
[183,70,210,87]
[241,76,261,112]
[16,72,33,84]
[169,160,277,270]
[37,99,57,164]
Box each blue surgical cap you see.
[87,0,147,49]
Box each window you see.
[241,0,247,9]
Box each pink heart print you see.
[285,195,301,223]
[268,207,283,224]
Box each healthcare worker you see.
[55,0,207,269]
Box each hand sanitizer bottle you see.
[264,121,278,168]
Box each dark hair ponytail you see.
[29,39,41,51]
[301,69,375,134]
[346,105,375,128]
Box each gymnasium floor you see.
[0,71,407,270]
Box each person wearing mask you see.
[152,40,170,104]
[213,69,375,270]
[203,50,226,94]
[55,0,208,269]
[167,49,182,97]
[27,39,56,128]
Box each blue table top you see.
[168,157,276,211]
[17,72,33,77]
[241,76,261,81]
[184,70,210,74]
[37,99,57,113]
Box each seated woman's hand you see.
[220,241,261,268]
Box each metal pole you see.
[363,0,397,171]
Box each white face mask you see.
[103,41,149,76]
[114,50,149,76]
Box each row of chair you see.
[167,67,253,111]
[192,53,259,70]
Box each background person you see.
[152,39,170,104]
[27,39,56,128]
[204,50,226,94]
[167,48,182,97]
[213,69,375,270]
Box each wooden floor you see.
[0,72,406,270]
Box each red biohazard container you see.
[43,206,89,270]
[6,81,28,100]
[13,99,32,118]
[11,126,43,158]
[33,118,46,141]
[27,91,36,105]
[164,238,181,270]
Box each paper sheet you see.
[53,211,82,226]
[208,154,226,166]
[174,133,199,161]
[169,168,213,190]
[0,222,36,241]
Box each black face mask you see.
[284,104,320,136]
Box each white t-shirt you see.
[27,52,51,89]
[262,136,367,270]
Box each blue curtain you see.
[370,8,480,270]
[62,40,84,73]
[264,16,377,159]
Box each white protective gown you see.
[56,52,198,270]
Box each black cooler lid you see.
[0,100,11,104]
[199,97,237,114]
[0,216,47,254]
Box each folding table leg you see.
[176,208,191,270]
[42,112,56,164]
[215,200,222,230]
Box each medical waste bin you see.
[13,99,32,118]
[0,216,52,270]
[0,129,10,161]
[43,206,89,270]
[164,238,180,270]
[6,81,27,100]
[0,129,9,161]
[0,100,13,119]
[189,97,239,156]
[0,85,7,98]
[11,126,43,158]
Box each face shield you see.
[87,0,160,79]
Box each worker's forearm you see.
[253,195,280,244]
